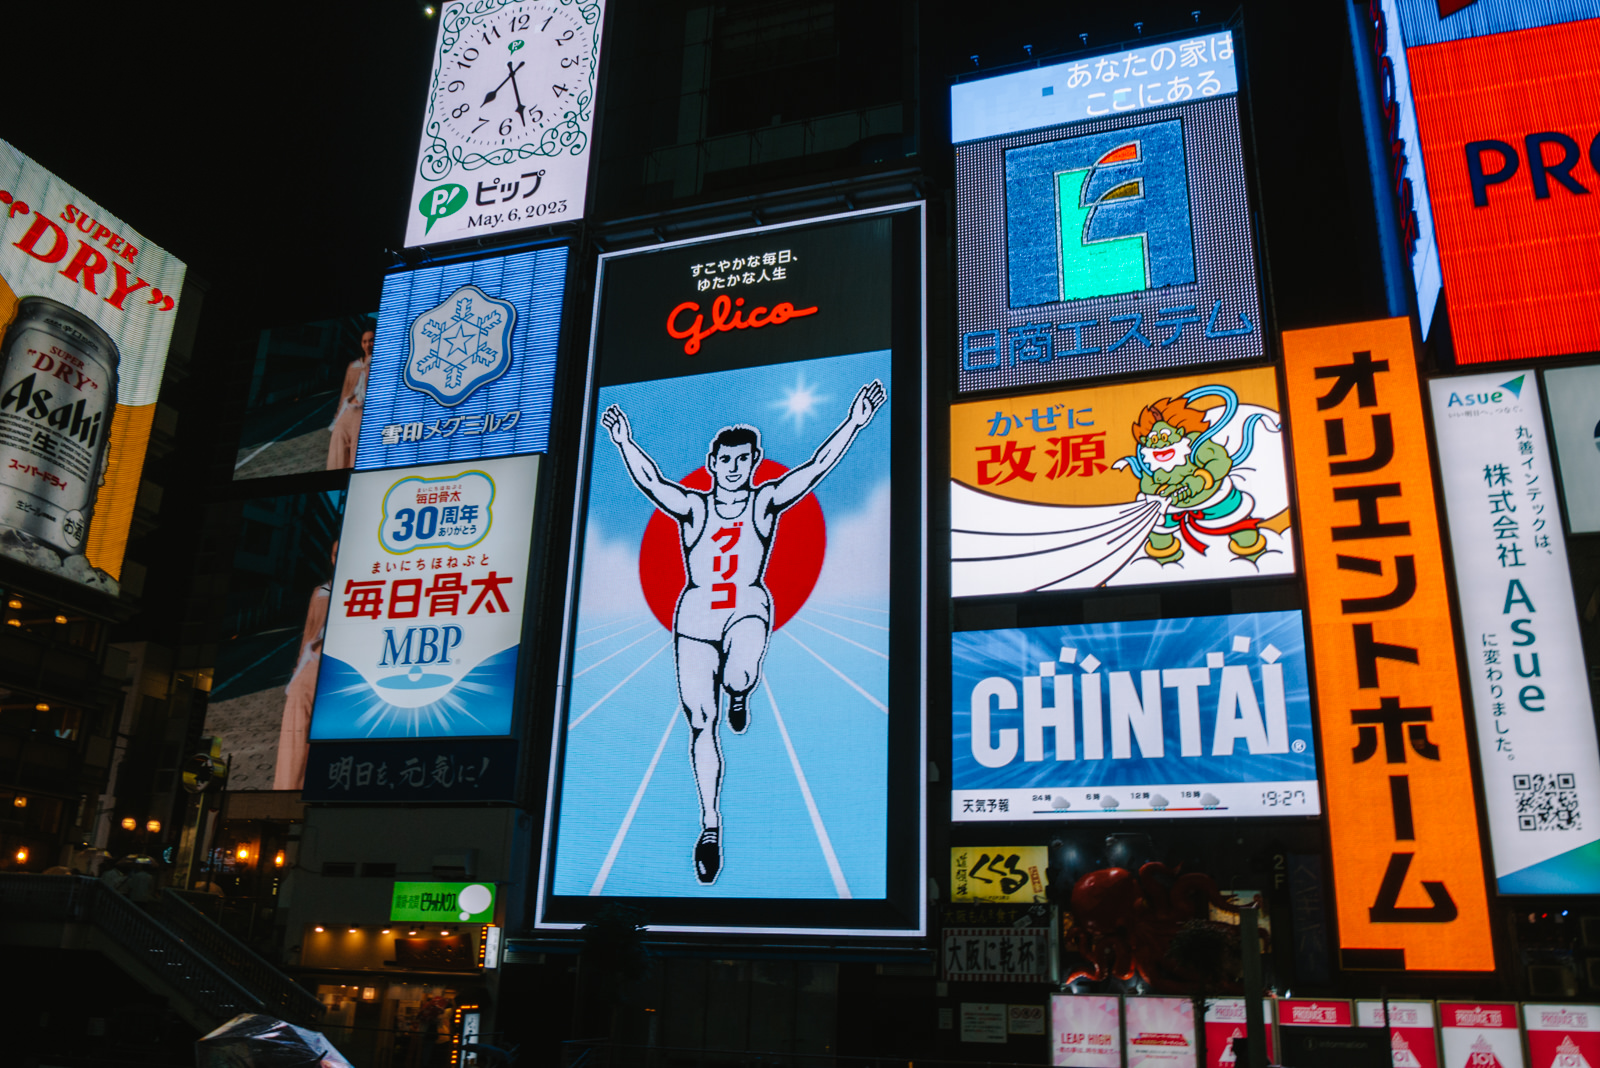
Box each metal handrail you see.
[152,887,321,1024]
[0,874,315,1027]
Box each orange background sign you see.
[1409,17,1600,364]
[1283,318,1493,971]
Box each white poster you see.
[1432,372,1600,894]
[962,1003,1008,1044]
[405,0,606,246]
[1126,997,1197,1068]
[310,453,538,741]
[1439,1004,1524,1068]
[1010,1004,1047,1035]
[1543,365,1600,534]
[1052,995,1122,1067]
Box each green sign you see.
[390,881,496,923]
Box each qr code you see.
[1513,773,1580,831]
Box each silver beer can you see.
[0,296,120,557]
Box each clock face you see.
[434,2,593,152]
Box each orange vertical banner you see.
[1282,317,1494,971]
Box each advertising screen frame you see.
[535,204,928,937]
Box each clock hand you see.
[480,60,527,107]
[506,61,528,126]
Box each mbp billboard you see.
[952,32,1263,393]
[1431,370,1600,893]
[951,366,1292,592]
[952,613,1319,822]
[356,245,567,471]
[0,139,187,595]
[538,206,926,935]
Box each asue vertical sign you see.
[1283,318,1494,971]
[538,206,926,935]
[1430,370,1600,894]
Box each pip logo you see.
[404,285,517,407]
[1004,119,1196,307]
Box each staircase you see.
[0,873,322,1033]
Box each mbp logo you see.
[1005,119,1196,307]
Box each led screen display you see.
[952,32,1263,393]
[952,612,1319,822]
[310,452,538,742]
[1431,370,1600,893]
[950,365,1292,593]
[232,314,376,479]
[1543,364,1600,534]
[538,206,926,935]
[205,489,344,792]
[405,0,606,247]
[0,139,188,595]
[1283,318,1494,972]
[1407,16,1600,364]
[356,245,566,470]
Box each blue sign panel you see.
[952,612,1320,821]
[355,245,567,469]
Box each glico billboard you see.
[1362,5,1600,363]
[952,31,1264,393]
[0,140,188,596]
[538,206,927,936]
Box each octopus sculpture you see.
[1063,861,1259,993]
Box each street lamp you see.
[146,819,161,834]
[120,817,137,831]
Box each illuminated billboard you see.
[1431,370,1600,893]
[232,314,376,480]
[951,366,1291,592]
[309,452,538,743]
[538,206,926,935]
[0,139,188,595]
[1440,1004,1523,1068]
[405,0,606,246]
[952,32,1263,393]
[205,489,344,792]
[950,846,1047,903]
[1544,364,1600,534]
[1283,318,1494,971]
[952,613,1319,822]
[356,245,567,471]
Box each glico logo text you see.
[1465,131,1600,207]
[665,293,818,356]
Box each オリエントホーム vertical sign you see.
[1283,317,1494,971]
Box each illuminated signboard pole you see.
[1282,317,1494,972]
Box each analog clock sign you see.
[406,0,606,247]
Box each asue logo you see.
[1465,132,1600,206]
[1445,374,1524,408]
[1005,119,1196,306]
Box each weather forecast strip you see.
[1431,371,1600,894]
[950,365,1293,593]
[356,244,567,469]
[309,453,538,741]
[1283,318,1494,972]
[953,34,1263,393]
[539,205,926,936]
[951,612,1320,822]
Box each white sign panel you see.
[943,926,1053,982]
[405,0,606,247]
[1439,1004,1524,1068]
[962,1003,1008,1044]
[1052,995,1122,1068]
[1126,998,1197,1068]
[1432,371,1600,894]
[1543,365,1600,534]
[1010,1004,1047,1035]
[310,453,538,741]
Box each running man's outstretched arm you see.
[764,380,886,513]
[601,405,696,520]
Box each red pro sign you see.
[1525,1004,1600,1068]
[1408,16,1600,364]
[1280,1000,1353,1028]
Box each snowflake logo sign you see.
[404,284,517,407]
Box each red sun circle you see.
[638,460,826,633]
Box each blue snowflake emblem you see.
[403,284,517,407]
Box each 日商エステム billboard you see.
[538,206,926,936]
[357,245,567,471]
[0,139,188,595]
[952,613,1319,823]
[952,32,1263,393]
[950,366,1292,593]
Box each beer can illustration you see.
[0,297,119,558]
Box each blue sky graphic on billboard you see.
[952,612,1319,821]
[1006,121,1195,307]
[554,349,891,899]
[355,246,566,469]
[953,32,1263,393]
[309,453,538,741]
